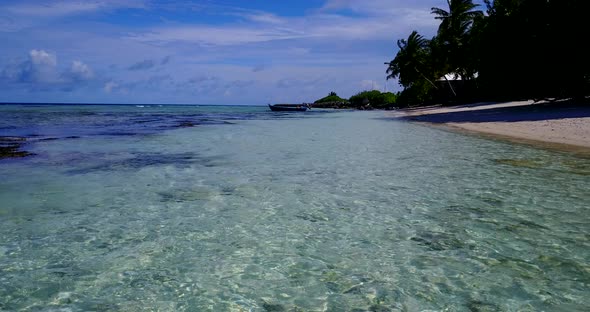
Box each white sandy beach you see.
[393,100,590,150]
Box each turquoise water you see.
[1,104,589,311]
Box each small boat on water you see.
[268,104,308,112]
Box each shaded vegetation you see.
[386,0,590,107]
[313,91,398,109]
[349,90,397,109]
[314,91,347,104]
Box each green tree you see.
[431,0,483,80]
[314,92,346,104]
[349,90,397,108]
[386,31,436,89]
[386,31,438,107]
[386,0,588,106]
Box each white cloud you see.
[322,0,436,15]
[3,0,147,17]
[129,20,384,47]
[1,49,97,90]
[69,60,94,80]
[0,0,149,32]
[30,49,57,67]
[127,25,306,46]
[127,2,439,48]
[236,11,285,25]
[0,1,439,103]
[104,81,118,93]
[6,2,103,17]
[24,49,59,83]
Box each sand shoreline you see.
[392,100,590,152]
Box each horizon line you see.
[0,102,267,107]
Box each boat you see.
[268,104,308,112]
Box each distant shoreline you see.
[0,102,268,107]
[391,100,590,152]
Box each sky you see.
[0,0,486,105]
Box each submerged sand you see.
[393,100,590,150]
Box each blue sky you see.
[0,0,485,105]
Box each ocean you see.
[1,104,589,311]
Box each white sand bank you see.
[393,100,590,150]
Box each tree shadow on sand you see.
[397,101,590,123]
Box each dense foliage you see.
[387,0,590,107]
[314,92,347,104]
[349,90,397,109]
[313,91,398,109]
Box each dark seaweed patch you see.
[261,300,286,312]
[494,158,545,169]
[38,137,59,141]
[99,131,140,136]
[157,188,214,202]
[410,232,465,251]
[220,186,234,195]
[295,214,321,223]
[0,136,26,143]
[0,136,33,159]
[467,299,501,312]
[132,118,161,124]
[517,219,550,230]
[175,121,198,128]
[66,152,225,174]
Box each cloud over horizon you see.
[0,0,473,104]
[1,49,96,94]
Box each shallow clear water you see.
[1,104,589,311]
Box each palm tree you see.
[431,0,483,79]
[432,0,482,39]
[386,31,437,89]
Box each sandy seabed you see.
[393,100,590,151]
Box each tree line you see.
[386,0,589,107]
[313,91,397,109]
